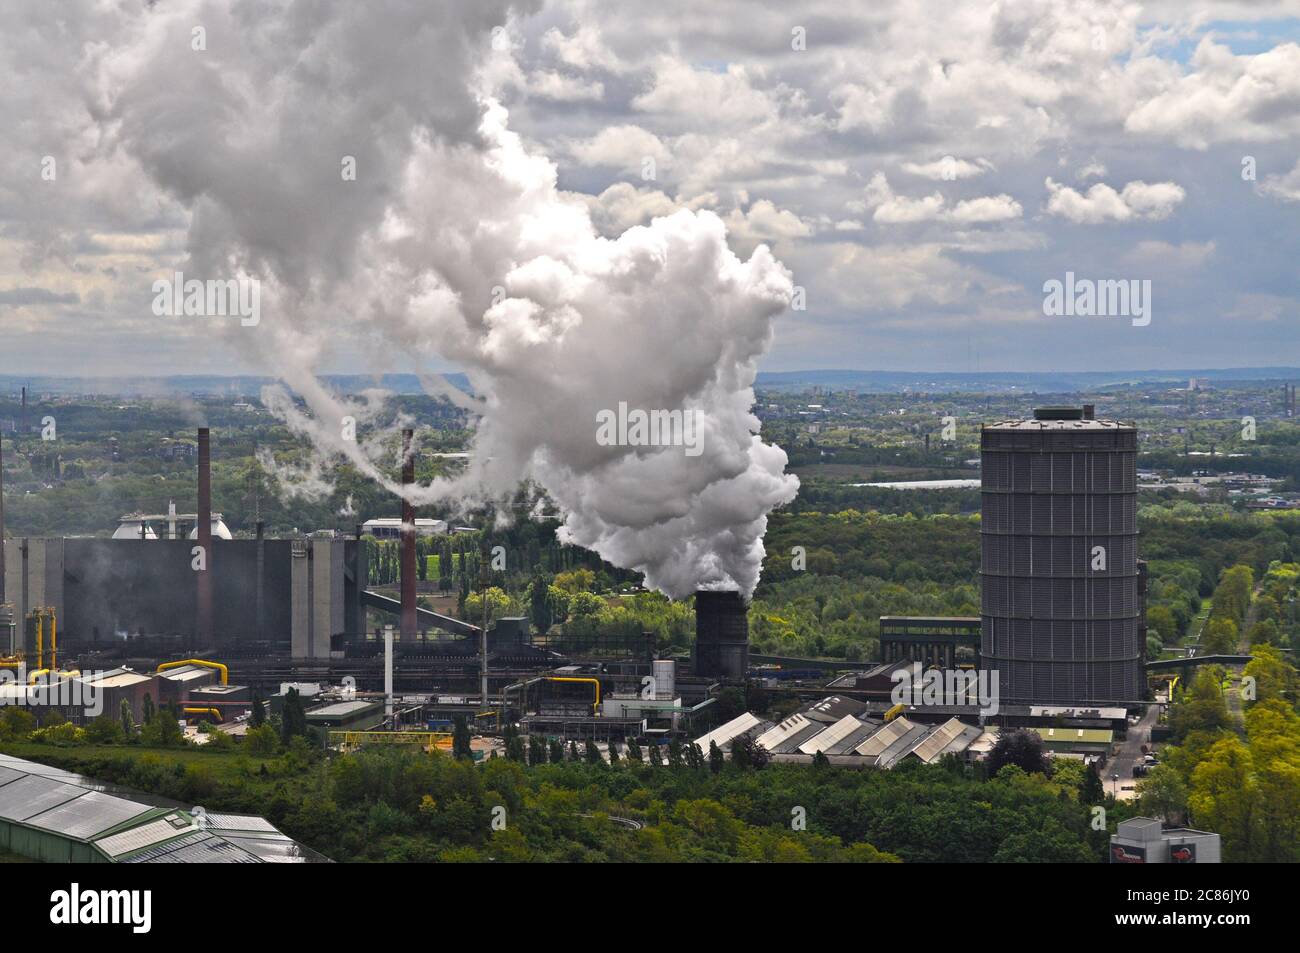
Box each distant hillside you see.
[752,367,1300,393]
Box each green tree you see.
[988,729,1049,775]
[708,740,724,774]
[529,571,555,634]
[1137,763,1189,825]
[529,735,547,765]
[119,699,135,740]
[84,714,124,745]
[1202,616,1239,655]
[280,688,308,744]
[250,688,266,727]
[452,715,472,760]
[245,723,279,755]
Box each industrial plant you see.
[0,406,1152,781]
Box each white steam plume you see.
[87,0,798,599]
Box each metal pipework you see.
[155,658,229,685]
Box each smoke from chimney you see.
[91,2,797,602]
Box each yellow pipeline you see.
[50,613,56,673]
[545,676,601,713]
[156,658,228,685]
[28,668,78,684]
[183,707,223,723]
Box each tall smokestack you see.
[196,427,213,648]
[693,589,749,680]
[400,428,416,639]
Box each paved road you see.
[1107,704,1161,801]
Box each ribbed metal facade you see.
[693,589,749,680]
[980,410,1142,704]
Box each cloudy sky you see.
[1,0,1299,377]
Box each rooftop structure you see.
[1110,817,1221,864]
[361,517,448,538]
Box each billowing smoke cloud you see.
[86,0,797,599]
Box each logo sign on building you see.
[1169,843,1197,864]
[1110,844,1147,864]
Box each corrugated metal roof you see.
[875,723,933,769]
[755,714,811,752]
[854,718,917,757]
[202,813,279,833]
[25,789,153,840]
[693,712,764,752]
[799,715,864,755]
[824,719,882,755]
[123,831,261,864]
[0,775,87,821]
[95,814,196,858]
[907,718,970,764]
[221,833,304,862]
[765,721,827,755]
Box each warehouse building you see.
[0,753,322,863]
[704,698,983,768]
[304,699,385,732]
[693,712,770,753]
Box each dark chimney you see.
[255,518,265,641]
[196,427,213,648]
[400,428,417,639]
[692,589,749,680]
[19,387,25,435]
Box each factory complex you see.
[0,407,1178,863]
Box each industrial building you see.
[689,697,986,769]
[1110,817,1221,864]
[980,406,1144,705]
[1,534,366,655]
[0,753,321,862]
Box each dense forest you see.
[1,731,1133,863]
